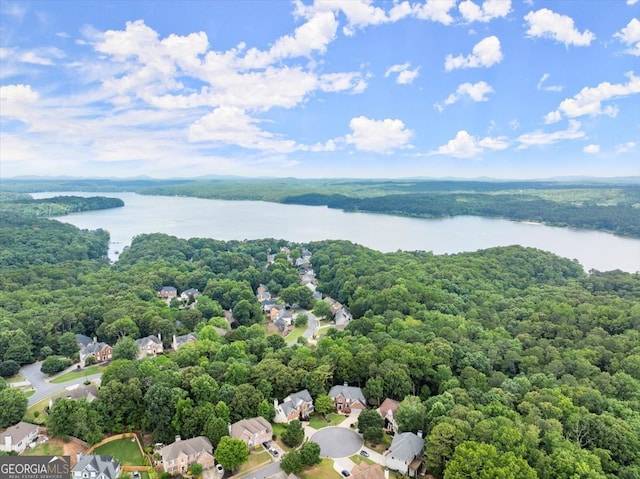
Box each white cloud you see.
[411,0,457,25]
[583,144,600,154]
[437,81,494,110]
[444,36,503,71]
[537,73,563,92]
[615,141,636,153]
[516,120,585,149]
[628,0,638,5]
[0,84,40,120]
[544,110,562,124]
[384,63,420,84]
[614,18,640,56]
[345,116,413,152]
[524,9,595,47]
[319,72,368,93]
[459,0,512,23]
[545,72,640,122]
[432,130,508,158]
[188,106,298,152]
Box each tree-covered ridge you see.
[281,192,640,237]
[0,218,638,478]
[0,212,110,268]
[0,193,124,218]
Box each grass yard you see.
[299,458,342,479]
[23,443,64,456]
[235,450,271,475]
[284,326,306,344]
[350,454,375,466]
[271,423,291,451]
[25,397,50,425]
[50,365,105,383]
[308,413,345,429]
[93,438,145,465]
[365,433,392,454]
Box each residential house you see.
[385,431,424,477]
[261,299,277,313]
[72,454,121,479]
[328,383,367,413]
[301,248,312,259]
[158,436,214,474]
[0,421,39,453]
[295,258,311,270]
[49,383,99,409]
[256,284,271,302]
[79,339,112,367]
[350,463,385,479]
[229,417,273,448]
[180,288,200,301]
[136,334,164,359]
[274,389,314,423]
[172,332,198,350]
[377,398,400,433]
[158,286,178,300]
[334,306,353,328]
[270,306,293,326]
[76,333,93,348]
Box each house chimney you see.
[343,382,348,387]
[93,336,97,343]
[158,332,162,342]
[417,430,423,438]
[175,435,181,442]
[4,434,11,451]
[76,451,83,462]
[384,468,390,479]
[273,399,279,410]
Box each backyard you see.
[92,437,146,466]
[299,458,342,479]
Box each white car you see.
[216,464,224,473]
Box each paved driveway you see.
[310,427,363,458]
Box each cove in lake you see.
[32,192,640,273]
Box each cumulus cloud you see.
[516,120,585,149]
[537,73,563,92]
[432,130,508,158]
[459,0,512,23]
[614,18,640,56]
[188,106,298,152]
[436,81,494,111]
[524,9,595,47]
[0,84,39,120]
[384,63,420,84]
[544,72,640,123]
[444,36,503,71]
[628,0,638,5]
[583,144,600,154]
[345,116,413,152]
[410,0,457,25]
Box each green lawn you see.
[271,423,291,451]
[350,454,375,466]
[235,450,271,475]
[25,397,50,425]
[365,433,392,454]
[50,365,105,384]
[23,443,64,456]
[299,458,342,479]
[284,325,307,344]
[308,413,345,429]
[93,438,145,466]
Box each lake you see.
[32,192,640,273]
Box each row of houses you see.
[75,332,199,367]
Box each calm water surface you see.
[32,192,640,273]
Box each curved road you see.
[20,361,102,406]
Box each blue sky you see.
[1,0,639,179]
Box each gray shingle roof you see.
[135,335,162,347]
[73,455,120,479]
[281,389,313,416]
[387,432,424,463]
[328,384,366,404]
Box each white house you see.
[385,431,424,477]
[1,421,39,453]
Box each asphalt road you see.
[20,361,103,406]
[310,427,363,458]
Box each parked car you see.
[341,471,351,477]
[359,450,369,457]
[216,464,224,473]
[270,448,279,456]
[262,441,270,448]
[133,472,140,479]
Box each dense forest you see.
[0,211,639,478]
[2,177,639,237]
[0,191,124,218]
